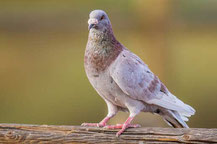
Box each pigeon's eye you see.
[100,15,104,20]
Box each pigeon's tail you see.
[161,110,189,128]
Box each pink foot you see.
[81,116,111,127]
[115,123,140,137]
[104,124,141,129]
[81,122,106,127]
[104,116,140,137]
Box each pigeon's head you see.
[88,10,111,31]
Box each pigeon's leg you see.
[81,116,111,127]
[81,100,118,127]
[117,116,140,137]
[104,100,144,137]
[104,116,140,137]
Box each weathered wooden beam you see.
[0,123,216,143]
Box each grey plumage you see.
[83,10,195,136]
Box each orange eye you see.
[100,15,104,20]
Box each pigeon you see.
[82,10,195,137]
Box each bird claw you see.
[104,124,141,129]
[81,122,106,127]
[103,123,141,137]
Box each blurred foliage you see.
[0,0,216,128]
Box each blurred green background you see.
[0,0,217,128]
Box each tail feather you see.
[169,92,196,115]
[162,110,189,128]
[150,92,195,115]
[180,115,189,121]
[158,93,195,128]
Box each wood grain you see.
[0,123,216,143]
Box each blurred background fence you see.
[0,0,217,128]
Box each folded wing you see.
[110,50,195,115]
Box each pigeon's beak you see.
[88,24,95,30]
[88,18,98,30]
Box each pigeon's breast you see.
[84,36,123,74]
[84,37,126,107]
[86,68,127,108]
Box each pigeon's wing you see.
[110,50,195,115]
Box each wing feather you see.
[110,50,195,115]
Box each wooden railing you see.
[0,124,216,143]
